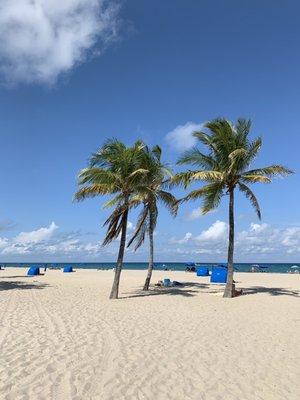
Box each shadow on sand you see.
[242,286,299,297]
[122,281,299,299]
[121,282,212,299]
[0,280,49,292]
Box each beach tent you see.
[63,266,73,273]
[210,266,227,284]
[27,266,40,276]
[196,267,209,276]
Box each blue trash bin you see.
[196,267,209,276]
[63,266,73,273]
[27,266,40,276]
[210,267,227,283]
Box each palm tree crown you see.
[128,145,177,249]
[75,139,147,245]
[75,139,148,299]
[174,118,292,218]
[128,145,177,290]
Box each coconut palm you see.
[173,118,293,298]
[127,145,178,290]
[75,139,147,299]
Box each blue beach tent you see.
[196,267,209,276]
[63,266,73,273]
[27,266,40,276]
[210,266,227,284]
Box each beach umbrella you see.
[291,265,299,269]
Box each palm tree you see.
[75,139,147,299]
[173,118,293,298]
[127,145,178,290]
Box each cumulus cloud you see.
[170,232,193,244]
[15,222,58,244]
[186,207,216,221]
[1,220,300,262]
[0,0,120,84]
[165,122,203,151]
[196,220,228,241]
[167,221,300,261]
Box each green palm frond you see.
[157,190,178,216]
[241,175,271,184]
[177,147,215,169]
[238,182,261,219]
[173,117,293,223]
[78,168,120,186]
[74,184,116,201]
[244,165,293,178]
[127,204,149,249]
[201,183,224,214]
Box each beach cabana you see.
[196,266,209,276]
[210,266,227,284]
[63,266,73,273]
[27,266,40,276]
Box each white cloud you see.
[186,207,217,221]
[15,222,58,244]
[170,232,193,244]
[250,223,268,233]
[0,0,120,84]
[165,122,203,151]
[196,220,228,241]
[127,221,134,231]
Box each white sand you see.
[0,268,299,400]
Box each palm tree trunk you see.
[109,207,128,300]
[143,220,154,291]
[223,188,235,298]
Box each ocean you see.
[1,262,299,274]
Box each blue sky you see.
[0,0,299,262]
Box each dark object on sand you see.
[27,266,40,276]
[63,266,73,273]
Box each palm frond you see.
[201,183,224,214]
[157,190,178,216]
[177,147,216,169]
[241,175,271,184]
[238,182,261,219]
[244,165,293,178]
[74,184,116,201]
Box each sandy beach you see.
[0,268,299,400]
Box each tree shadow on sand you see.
[122,282,299,299]
[242,286,299,297]
[0,281,49,291]
[121,282,212,299]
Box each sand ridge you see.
[0,269,299,400]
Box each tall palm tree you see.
[127,145,178,290]
[173,118,293,298]
[75,139,147,299]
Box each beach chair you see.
[163,278,172,287]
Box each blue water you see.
[1,262,299,274]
